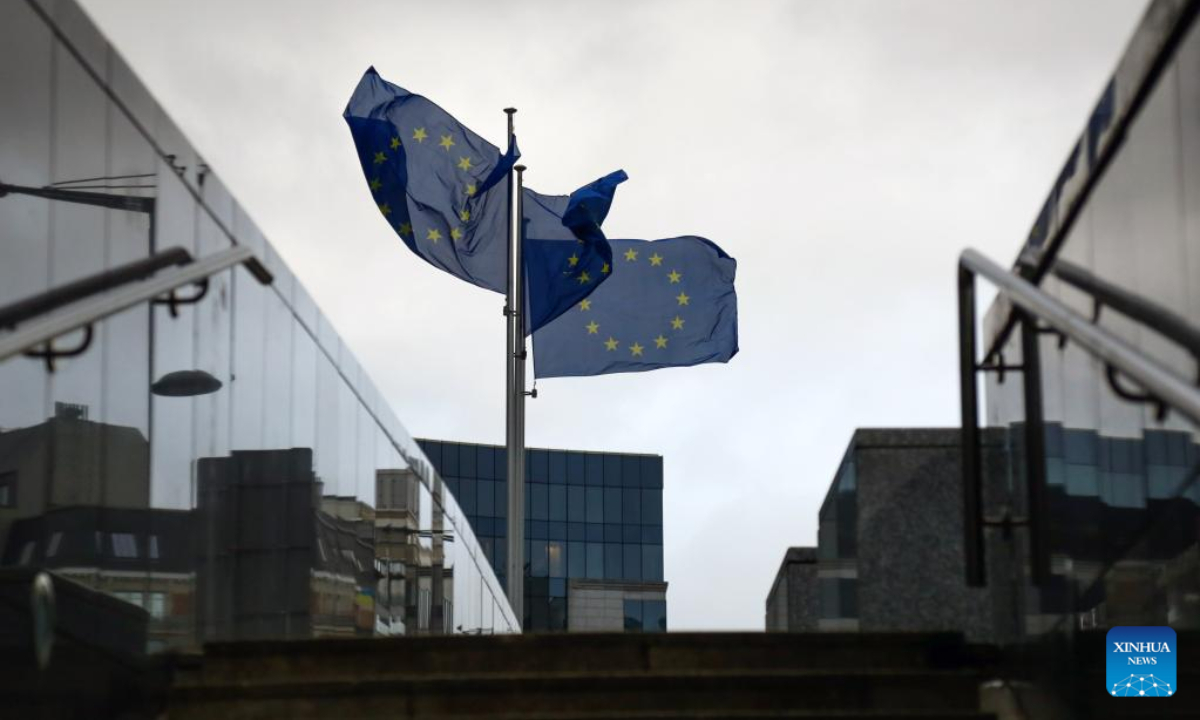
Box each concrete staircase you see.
[166,632,998,719]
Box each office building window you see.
[549,451,567,484]
[586,543,604,579]
[642,545,663,582]
[623,599,643,632]
[112,533,138,558]
[46,532,62,558]
[529,449,548,482]
[585,487,604,523]
[643,600,667,632]
[548,541,565,578]
[148,592,166,619]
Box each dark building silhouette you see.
[765,547,817,632]
[0,403,150,552]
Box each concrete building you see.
[764,546,816,632]
[766,428,1014,642]
[566,579,669,632]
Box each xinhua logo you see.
[1107,626,1177,697]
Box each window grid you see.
[419,441,665,632]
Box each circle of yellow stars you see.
[366,126,481,246]
[578,246,686,359]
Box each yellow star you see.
[601,263,610,274]
[466,183,477,196]
[457,156,473,171]
[668,270,682,284]
[586,321,600,335]
[369,177,382,192]
[568,254,579,267]
[459,209,471,222]
[439,134,455,150]
[373,151,386,165]
[624,248,638,262]
[399,222,413,236]
[604,337,619,351]
[649,253,663,266]
[579,299,592,311]
[654,335,668,349]
[630,342,645,357]
[427,228,441,243]
[577,271,591,284]
[390,137,401,150]
[451,227,463,241]
[671,315,685,330]
[676,291,690,306]
[412,127,428,143]
[378,202,391,216]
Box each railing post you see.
[959,262,985,587]
[1019,311,1049,586]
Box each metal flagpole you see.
[504,108,527,626]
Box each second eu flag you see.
[532,236,738,378]
[343,67,623,332]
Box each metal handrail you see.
[0,246,272,363]
[958,247,1200,588]
[1053,258,1200,370]
[964,249,1200,424]
[0,247,194,330]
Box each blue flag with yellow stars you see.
[532,236,738,378]
[523,169,626,333]
[343,67,622,332]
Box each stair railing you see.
[0,245,272,366]
[957,248,1200,587]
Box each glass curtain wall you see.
[0,0,516,652]
[983,10,1200,639]
[418,440,665,631]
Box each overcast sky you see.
[80,0,1148,629]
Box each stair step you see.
[173,667,989,689]
[167,711,996,720]
[177,632,984,687]
[168,670,985,718]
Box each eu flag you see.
[523,169,625,334]
[532,237,738,378]
[343,67,622,331]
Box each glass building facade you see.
[815,448,858,630]
[417,439,666,632]
[0,0,516,653]
[980,1,1200,642]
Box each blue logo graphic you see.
[1107,626,1176,697]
